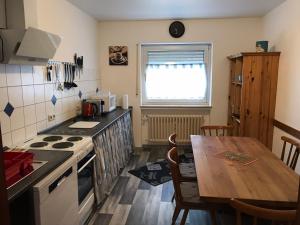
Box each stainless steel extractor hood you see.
[0,0,61,65]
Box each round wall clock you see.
[169,21,185,38]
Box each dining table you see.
[191,135,299,208]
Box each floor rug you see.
[128,153,194,186]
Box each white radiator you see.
[147,115,204,143]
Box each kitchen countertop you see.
[8,150,73,202]
[8,107,131,201]
[41,107,132,137]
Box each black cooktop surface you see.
[52,142,74,149]
[43,136,63,142]
[30,142,48,148]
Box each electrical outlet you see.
[48,115,55,122]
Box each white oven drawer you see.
[34,157,79,225]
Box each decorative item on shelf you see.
[109,46,128,66]
[256,41,269,52]
[169,21,185,38]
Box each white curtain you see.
[145,64,207,100]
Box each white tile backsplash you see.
[36,120,47,132]
[21,65,34,85]
[11,128,26,145]
[0,87,8,111]
[33,66,45,84]
[25,124,37,140]
[34,85,45,103]
[0,64,6,87]
[0,111,11,134]
[44,83,54,101]
[35,102,46,122]
[24,105,37,126]
[10,107,25,130]
[45,101,55,115]
[22,85,35,106]
[0,64,101,147]
[2,133,12,147]
[6,65,22,86]
[55,99,62,114]
[8,86,24,107]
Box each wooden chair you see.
[168,133,196,202]
[280,136,300,170]
[167,147,217,225]
[230,199,296,225]
[200,125,233,136]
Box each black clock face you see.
[169,21,185,38]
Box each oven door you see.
[77,151,96,206]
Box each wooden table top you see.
[191,136,299,208]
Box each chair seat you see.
[179,163,196,177]
[180,182,203,203]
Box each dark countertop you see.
[41,107,132,137]
[8,150,73,202]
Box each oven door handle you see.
[77,154,96,174]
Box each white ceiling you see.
[68,0,285,21]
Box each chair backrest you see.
[230,199,296,225]
[281,136,300,170]
[168,133,179,163]
[167,147,184,202]
[168,133,177,148]
[200,125,233,136]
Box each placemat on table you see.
[215,151,258,166]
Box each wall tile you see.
[0,111,11,134]
[0,64,6,87]
[35,102,46,122]
[21,65,34,85]
[25,124,37,140]
[45,101,55,116]
[33,66,45,84]
[44,83,54,101]
[47,119,56,129]
[36,120,47,132]
[55,99,62,115]
[24,105,36,126]
[8,86,23,107]
[0,87,8,111]
[2,133,12,147]
[6,65,21,86]
[34,85,45,103]
[11,128,26,145]
[22,85,35,106]
[54,89,63,99]
[10,107,25,130]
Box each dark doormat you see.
[128,153,194,186]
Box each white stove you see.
[20,135,94,161]
[17,134,96,225]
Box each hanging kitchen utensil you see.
[71,65,78,88]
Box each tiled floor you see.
[88,147,236,225]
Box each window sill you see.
[140,105,212,110]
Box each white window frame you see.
[139,43,212,108]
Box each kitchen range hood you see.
[0,0,61,65]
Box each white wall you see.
[0,0,101,147]
[98,18,263,147]
[263,0,300,173]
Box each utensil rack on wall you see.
[47,59,82,90]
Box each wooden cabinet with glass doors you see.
[227,52,280,149]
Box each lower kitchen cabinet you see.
[93,112,133,204]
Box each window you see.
[140,43,212,107]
